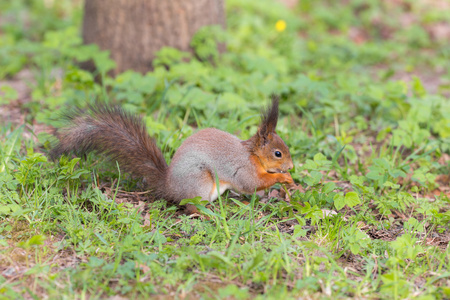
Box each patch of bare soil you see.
[367,225,404,241]
[0,69,33,126]
[278,0,297,8]
[0,69,53,142]
[387,68,449,96]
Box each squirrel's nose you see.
[288,161,294,170]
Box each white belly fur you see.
[210,182,230,202]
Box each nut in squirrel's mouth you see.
[267,169,286,174]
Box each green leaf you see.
[374,158,390,170]
[389,169,406,178]
[313,153,326,162]
[303,159,317,170]
[300,202,323,225]
[293,225,307,237]
[244,252,264,272]
[0,204,21,215]
[0,125,23,173]
[311,171,322,184]
[313,153,330,166]
[94,232,109,246]
[304,174,321,186]
[196,205,220,218]
[0,172,19,190]
[349,175,365,186]
[179,196,205,206]
[344,192,361,208]
[153,47,191,67]
[93,51,116,74]
[350,244,360,255]
[383,181,400,189]
[208,251,234,267]
[366,166,384,180]
[322,182,336,193]
[412,76,426,97]
[333,193,345,210]
[28,235,46,246]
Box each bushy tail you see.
[50,104,168,195]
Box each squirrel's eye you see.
[275,151,282,158]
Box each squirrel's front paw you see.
[280,173,294,185]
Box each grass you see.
[0,0,449,298]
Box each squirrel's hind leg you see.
[169,169,215,203]
[176,171,230,216]
[178,170,215,216]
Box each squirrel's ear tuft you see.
[258,96,279,140]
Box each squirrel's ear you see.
[257,96,279,143]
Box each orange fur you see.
[249,155,294,190]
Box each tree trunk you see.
[82,0,225,75]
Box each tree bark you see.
[82,0,225,75]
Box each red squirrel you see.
[50,98,295,210]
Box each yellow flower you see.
[275,20,287,32]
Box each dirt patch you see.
[389,69,450,96]
[0,67,30,126]
[0,69,54,142]
[278,0,297,8]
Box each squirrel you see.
[50,98,295,212]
